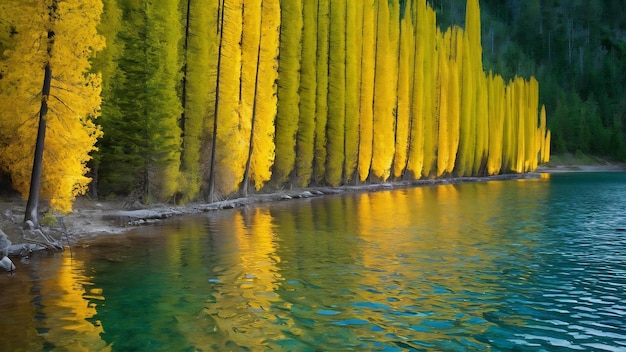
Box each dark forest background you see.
[432,0,626,160]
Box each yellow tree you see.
[526,77,540,171]
[343,0,363,184]
[212,0,245,196]
[357,0,377,182]
[314,0,330,184]
[473,74,489,175]
[239,0,262,195]
[247,0,280,191]
[272,0,302,185]
[501,81,516,172]
[456,32,476,176]
[436,30,450,177]
[446,26,463,174]
[406,0,427,179]
[420,4,437,178]
[539,105,551,163]
[371,0,398,181]
[325,0,346,186]
[295,0,318,187]
[393,4,414,179]
[486,73,505,175]
[0,0,104,219]
[180,0,220,202]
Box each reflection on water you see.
[1,173,626,351]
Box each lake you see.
[1,172,625,351]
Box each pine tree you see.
[144,0,184,200]
[90,0,122,199]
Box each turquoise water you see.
[1,173,626,351]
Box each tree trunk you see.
[24,62,52,229]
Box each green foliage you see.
[40,212,58,227]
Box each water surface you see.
[1,173,625,351]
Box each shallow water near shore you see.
[1,172,626,351]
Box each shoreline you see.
[2,164,625,256]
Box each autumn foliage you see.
[0,0,550,212]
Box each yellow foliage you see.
[371,0,398,181]
[215,0,245,195]
[0,0,104,213]
[295,0,318,187]
[406,0,427,179]
[250,0,280,190]
[393,9,414,179]
[420,5,437,178]
[436,31,449,178]
[344,0,363,183]
[446,27,463,174]
[326,0,347,186]
[273,0,302,185]
[314,0,330,184]
[357,0,377,182]
[486,73,505,175]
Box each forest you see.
[0,0,556,213]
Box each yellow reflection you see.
[354,182,541,342]
[205,208,284,348]
[41,254,109,351]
